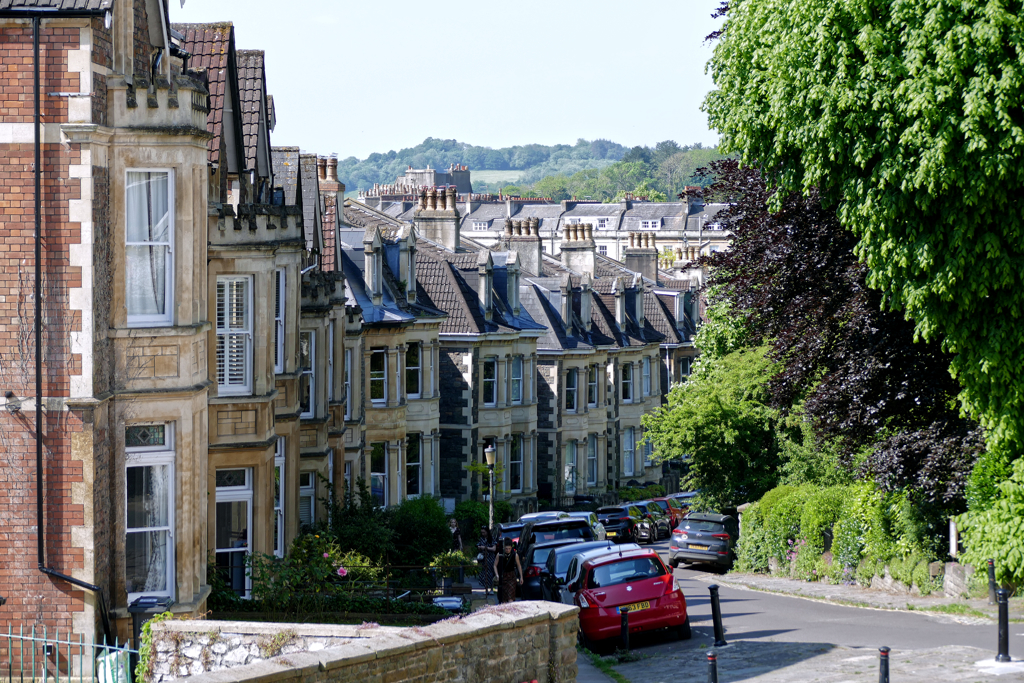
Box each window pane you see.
[126,464,169,529]
[407,435,420,465]
[126,530,169,593]
[406,343,420,395]
[216,469,247,488]
[371,351,387,401]
[215,548,247,597]
[126,245,167,317]
[299,332,313,370]
[126,425,165,448]
[371,443,386,473]
[126,171,170,242]
[215,500,249,550]
[406,435,420,496]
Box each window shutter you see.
[217,277,251,392]
[299,495,313,527]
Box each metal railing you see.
[2,626,136,683]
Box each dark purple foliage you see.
[701,160,982,503]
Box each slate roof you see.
[0,0,111,10]
[271,147,299,205]
[647,293,683,344]
[235,49,267,173]
[173,22,235,166]
[299,154,320,249]
[342,200,405,241]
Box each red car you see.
[648,496,686,529]
[568,548,691,650]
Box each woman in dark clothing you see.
[450,518,463,552]
[493,537,523,604]
[476,526,497,595]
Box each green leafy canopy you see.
[704,0,1024,459]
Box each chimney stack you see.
[414,187,461,251]
[623,231,659,285]
[477,251,494,321]
[560,222,596,275]
[580,272,593,332]
[612,276,627,328]
[508,216,542,276]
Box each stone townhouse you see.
[338,201,446,507]
[0,0,215,645]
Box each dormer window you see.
[472,221,488,231]
[597,218,610,230]
[640,219,660,230]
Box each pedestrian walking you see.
[476,525,497,596]
[494,537,523,604]
[450,518,463,552]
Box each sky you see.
[173,0,723,161]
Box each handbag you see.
[476,553,484,562]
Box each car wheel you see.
[676,615,692,641]
[578,629,601,654]
[670,557,680,569]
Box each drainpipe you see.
[28,14,114,646]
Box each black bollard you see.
[708,584,727,647]
[996,589,1011,663]
[620,607,630,651]
[707,650,719,683]
[878,646,890,683]
[988,559,997,605]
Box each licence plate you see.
[617,601,650,614]
[688,544,707,550]
[606,531,617,537]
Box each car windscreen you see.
[681,520,726,533]
[533,525,590,543]
[586,557,666,588]
[597,507,626,516]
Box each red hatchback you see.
[569,548,690,649]
[649,496,685,529]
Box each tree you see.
[702,160,982,505]
[532,174,570,201]
[704,0,1024,470]
[642,346,782,509]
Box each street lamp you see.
[484,443,496,531]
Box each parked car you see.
[542,542,640,604]
[648,497,685,529]
[669,513,739,570]
[635,501,672,541]
[497,522,525,547]
[518,511,568,523]
[596,505,649,544]
[566,511,606,540]
[570,548,691,650]
[522,539,585,600]
[667,491,698,512]
[518,519,596,560]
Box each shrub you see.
[855,557,881,587]
[959,457,1024,591]
[428,549,480,579]
[763,485,815,565]
[799,487,846,553]
[319,479,397,562]
[391,496,452,567]
[735,501,771,572]
[453,500,513,533]
[831,514,863,571]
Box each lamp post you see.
[485,443,496,531]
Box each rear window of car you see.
[586,557,666,588]
[681,520,726,533]
[534,525,591,543]
[652,500,669,511]
[598,507,626,516]
[531,547,555,566]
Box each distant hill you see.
[337,138,627,193]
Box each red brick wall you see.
[0,23,95,639]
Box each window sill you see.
[110,321,212,338]
[210,389,278,405]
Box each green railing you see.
[2,626,135,683]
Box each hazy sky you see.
[173,0,723,161]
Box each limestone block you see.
[943,562,974,598]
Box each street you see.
[627,536,1023,660]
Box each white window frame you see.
[587,435,597,486]
[344,348,353,420]
[621,362,633,403]
[596,217,610,230]
[406,342,422,400]
[510,355,523,405]
[299,330,315,419]
[483,358,497,407]
[126,168,174,327]
[299,471,316,528]
[643,438,654,468]
[327,322,335,402]
[510,434,523,494]
[565,440,577,495]
[623,428,635,477]
[274,268,286,373]
[216,275,253,396]
[565,368,578,413]
[370,442,389,507]
[215,467,253,598]
[587,365,598,407]
[274,438,285,558]
[472,221,488,231]
[370,349,388,405]
[405,434,422,499]
[641,219,661,230]
[642,357,651,397]
[125,424,175,602]
[598,245,608,256]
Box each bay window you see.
[621,362,633,403]
[587,435,597,486]
[510,435,523,493]
[565,368,578,412]
[344,348,352,419]
[643,357,651,396]
[587,365,598,407]
[511,355,523,404]
[406,342,421,399]
[370,349,388,404]
[274,437,285,558]
[406,434,421,498]
[216,276,253,395]
[371,442,388,506]
[215,468,252,597]
[299,331,315,418]
[125,424,175,600]
[623,428,635,476]
[327,322,335,402]
[126,170,173,326]
[274,268,285,373]
[483,358,497,406]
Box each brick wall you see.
[149,602,579,683]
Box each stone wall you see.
[148,602,579,683]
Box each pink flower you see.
[337,567,348,577]
[323,553,329,558]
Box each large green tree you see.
[704,1,1024,469]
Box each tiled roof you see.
[0,0,111,10]
[235,49,266,173]
[647,293,683,344]
[415,252,482,335]
[173,22,235,166]
[342,200,405,240]
[271,147,299,205]
[299,154,320,249]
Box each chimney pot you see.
[317,157,327,181]
[327,156,338,182]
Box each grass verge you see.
[906,603,989,618]
[578,646,631,683]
